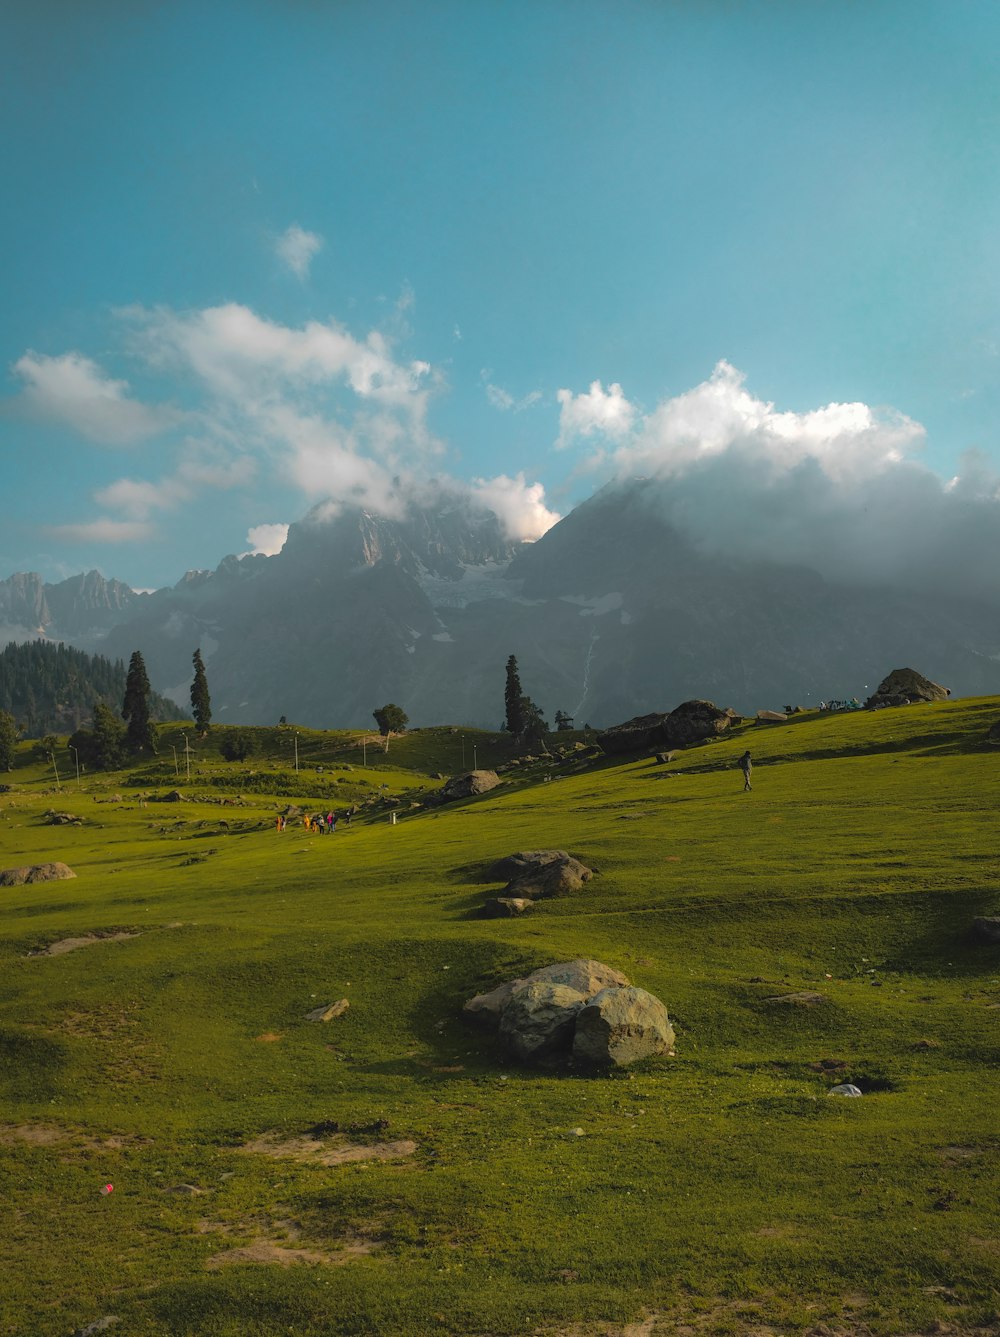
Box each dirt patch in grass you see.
[27,931,140,957]
[198,1214,381,1269]
[254,1032,283,1043]
[0,1123,149,1150]
[239,1131,417,1166]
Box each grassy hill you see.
[1,702,1000,1336]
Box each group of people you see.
[274,809,351,833]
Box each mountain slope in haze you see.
[3,479,1000,727]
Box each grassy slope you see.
[1,704,999,1336]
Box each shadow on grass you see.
[0,1027,69,1100]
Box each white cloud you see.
[276,224,323,279]
[46,518,154,544]
[556,379,636,448]
[245,522,289,556]
[12,351,172,445]
[469,472,560,541]
[94,449,257,520]
[616,360,924,482]
[559,359,1000,600]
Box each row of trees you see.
[3,647,574,775]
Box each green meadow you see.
[2,703,1000,1336]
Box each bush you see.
[219,730,256,762]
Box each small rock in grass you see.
[306,999,350,1022]
[827,1083,863,1097]
[764,991,828,1007]
[479,897,533,918]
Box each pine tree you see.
[504,655,525,735]
[190,648,212,734]
[91,702,126,770]
[518,696,549,750]
[0,709,16,771]
[554,710,574,731]
[121,651,157,753]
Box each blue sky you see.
[3,0,1000,589]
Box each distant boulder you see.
[0,862,76,887]
[503,854,594,899]
[597,700,736,754]
[435,770,501,802]
[596,712,671,754]
[44,810,83,826]
[662,700,739,747]
[755,710,787,723]
[866,668,950,709]
[572,985,675,1067]
[487,849,570,881]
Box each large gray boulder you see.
[438,770,501,801]
[866,668,950,708]
[572,986,675,1068]
[504,855,593,899]
[0,862,76,887]
[498,982,587,1061]
[597,701,737,755]
[523,958,630,996]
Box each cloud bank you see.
[557,360,1000,601]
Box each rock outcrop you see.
[0,862,76,887]
[434,770,501,802]
[866,668,950,709]
[597,700,737,754]
[503,854,593,900]
[479,897,534,918]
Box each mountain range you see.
[4,477,1000,728]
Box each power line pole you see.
[182,734,191,782]
[171,745,179,778]
[294,732,299,772]
[69,744,80,788]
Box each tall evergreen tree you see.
[190,648,212,734]
[121,650,157,753]
[90,702,126,770]
[0,709,17,772]
[504,655,525,735]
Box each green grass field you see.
[2,702,1000,1336]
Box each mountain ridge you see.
[4,480,1000,726]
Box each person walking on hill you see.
[739,750,753,792]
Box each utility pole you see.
[182,734,191,782]
[171,745,179,778]
[473,744,477,771]
[461,736,465,768]
[294,733,299,772]
[69,744,80,788]
[362,735,367,767]
[50,750,61,792]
